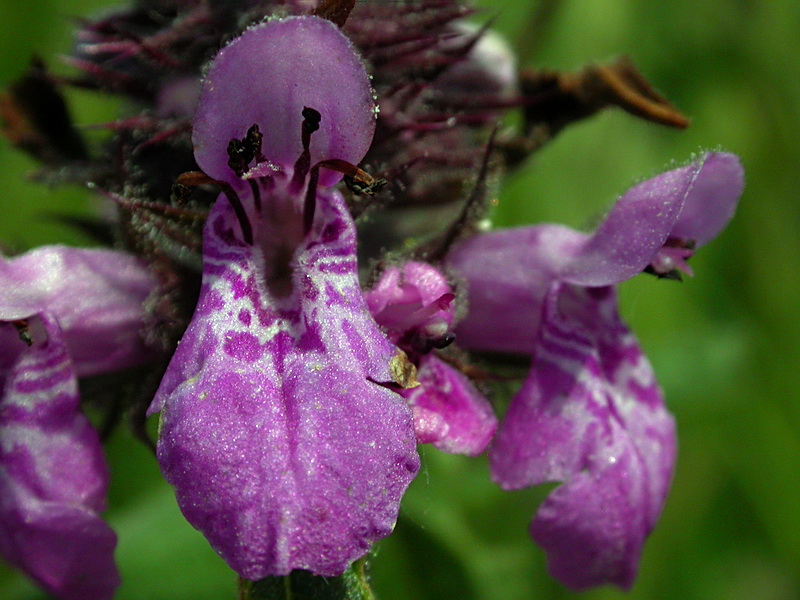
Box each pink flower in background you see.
[1,246,155,599]
[449,152,744,588]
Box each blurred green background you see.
[1,0,799,599]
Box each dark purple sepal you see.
[0,314,119,600]
[489,284,676,590]
[151,190,419,579]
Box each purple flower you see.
[447,152,744,589]
[1,246,156,600]
[149,16,419,579]
[365,262,497,456]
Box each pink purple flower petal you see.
[448,152,744,354]
[366,262,496,455]
[192,16,376,187]
[667,152,744,247]
[0,246,155,376]
[401,354,496,456]
[490,284,676,589]
[152,14,421,579]
[447,225,583,354]
[152,188,418,579]
[0,246,152,598]
[1,314,119,600]
[366,261,455,349]
[561,152,744,286]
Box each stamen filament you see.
[303,163,321,235]
[248,179,262,213]
[176,171,253,245]
[291,107,321,193]
[302,159,388,235]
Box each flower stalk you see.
[237,559,377,600]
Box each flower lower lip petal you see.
[1,313,120,600]
[152,187,419,578]
[489,283,676,590]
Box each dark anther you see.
[176,171,253,245]
[643,237,696,280]
[409,331,456,355]
[301,107,321,136]
[227,139,247,177]
[11,319,33,346]
[245,124,265,163]
[344,173,388,196]
[170,182,193,206]
[227,124,265,178]
[665,237,697,250]
[643,266,684,281]
[432,332,456,349]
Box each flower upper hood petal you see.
[447,152,744,354]
[0,246,155,377]
[192,16,376,188]
[562,152,743,286]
